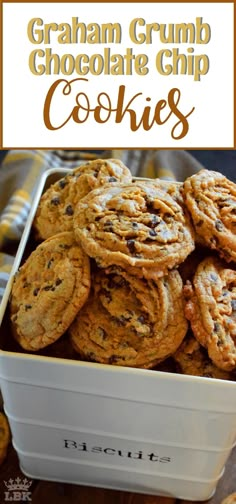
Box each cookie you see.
[34,159,132,240]
[140,178,184,206]
[73,181,195,276]
[69,267,188,368]
[10,232,91,351]
[173,334,232,380]
[184,256,236,371]
[0,412,10,465]
[183,169,236,263]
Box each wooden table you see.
[1,410,235,504]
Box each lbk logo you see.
[4,477,32,501]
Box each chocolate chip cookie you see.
[10,232,91,351]
[183,169,236,263]
[184,256,236,371]
[174,334,232,380]
[69,267,188,368]
[73,181,195,276]
[34,159,132,240]
[0,412,10,465]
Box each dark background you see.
[189,150,236,180]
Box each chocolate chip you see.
[137,315,146,323]
[149,229,157,237]
[33,287,40,296]
[149,215,160,228]
[107,279,115,290]
[108,274,129,289]
[109,355,121,364]
[55,278,62,286]
[25,304,32,310]
[217,336,224,347]
[58,179,67,189]
[104,221,113,232]
[47,259,54,269]
[215,219,224,232]
[108,177,117,182]
[113,276,128,288]
[116,315,127,326]
[51,197,60,205]
[210,273,218,282]
[127,239,136,254]
[132,222,138,228]
[65,205,74,216]
[110,314,126,327]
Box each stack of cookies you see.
[9,160,236,379]
[0,412,10,465]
